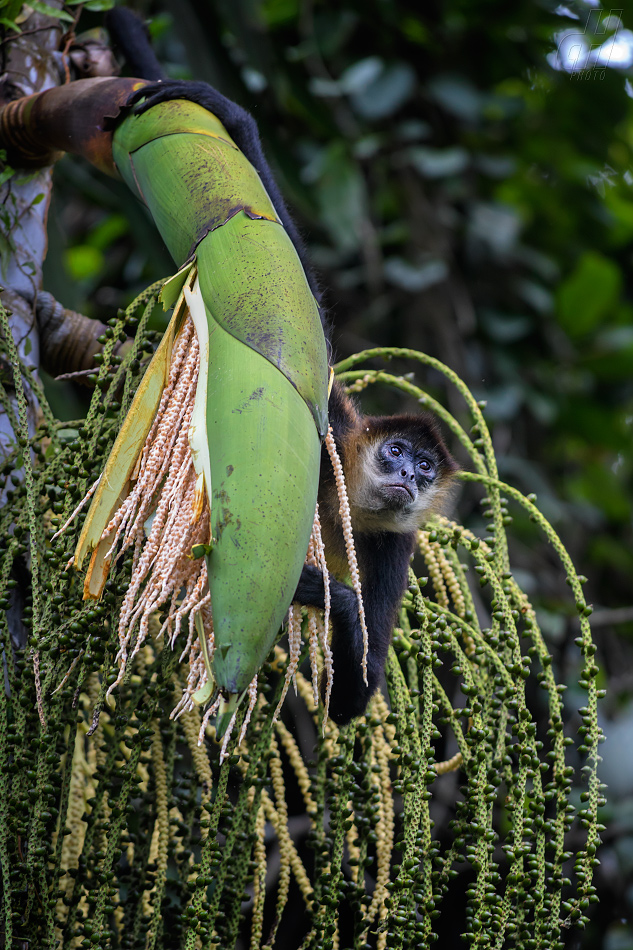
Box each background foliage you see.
[5,0,632,946]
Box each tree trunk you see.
[0,5,63,660]
[0,4,64,493]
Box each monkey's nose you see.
[401,468,415,480]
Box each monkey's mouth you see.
[385,483,415,502]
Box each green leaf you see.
[351,62,416,120]
[480,309,532,343]
[64,245,104,282]
[604,190,633,246]
[582,324,633,380]
[567,461,630,522]
[427,75,484,121]
[383,257,448,292]
[0,0,23,20]
[160,261,195,311]
[261,0,299,27]
[339,57,383,95]
[88,213,128,250]
[557,251,622,338]
[478,383,524,422]
[0,230,15,277]
[25,0,74,21]
[515,279,552,315]
[409,145,469,178]
[83,0,116,10]
[314,143,368,252]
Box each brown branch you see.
[36,291,113,379]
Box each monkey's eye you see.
[389,445,403,458]
[418,458,434,475]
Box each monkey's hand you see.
[293,564,385,725]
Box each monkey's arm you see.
[126,80,319,298]
[294,531,413,724]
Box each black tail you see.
[105,8,166,82]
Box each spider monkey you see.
[301,392,457,724]
[106,9,458,724]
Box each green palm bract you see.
[112,99,328,433]
[108,97,328,696]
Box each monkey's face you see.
[374,438,434,510]
[345,416,458,534]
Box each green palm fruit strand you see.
[108,98,328,696]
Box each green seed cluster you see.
[0,307,603,948]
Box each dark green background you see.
[43,2,633,946]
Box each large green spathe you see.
[78,96,329,698]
